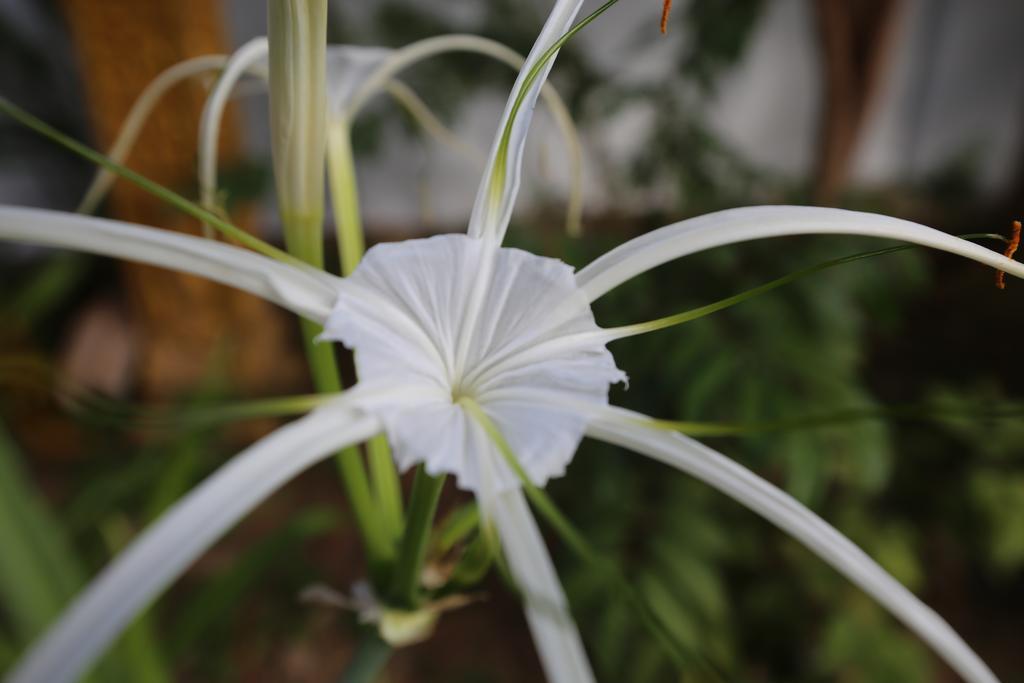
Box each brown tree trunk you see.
[57,0,304,401]
[812,0,905,204]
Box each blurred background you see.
[2,0,1023,681]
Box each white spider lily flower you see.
[319,233,626,492]
[3,1,1024,682]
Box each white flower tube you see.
[586,406,999,683]
[268,0,328,261]
[0,206,340,322]
[7,401,381,683]
[577,205,1024,302]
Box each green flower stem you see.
[389,466,446,608]
[338,630,392,683]
[327,118,366,277]
[327,116,406,546]
[298,310,393,580]
[278,192,390,579]
[268,0,397,580]
[0,97,295,266]
[281,216,393,578]
[434,503,479,554]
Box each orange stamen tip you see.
[995,220,1021,290]
[660,0,673,34]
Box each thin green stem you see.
[607,233,1011,340]
[297,319,393,579]
[67,392,333,430]
[327,118,367,277]
[0,97,296,266]
[389,466,446,608]
[268,4,401,585]
[648,403,1024,438]
[608,245,910,338]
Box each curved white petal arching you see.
[198,37,270,222]
[78,54,231,215]
[468,0,584,242]
[0,206,340,322]
[337,33,585,236]
[586,406,999,683]
[577,205,1024,302]
[7,401,381,683]
[486,483,595,683]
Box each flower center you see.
[320,233,625,492]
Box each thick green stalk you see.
[300,318,393,577]
[268,0,328,249]
[389,466,446,608]
[268,0,391,578]
[338,631,392,683]
[327,117,405,545]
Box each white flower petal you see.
[325,45,394,116]
[0,206,340,322]
[198,37,269,218]
[486,484,595,683]
[577,205,1024,302]
[79,54,232,215]
[319,233,623,492]
[336,33,585,236]
[7,401,381,683]
[586,406,999,683]
[468,0,585,242]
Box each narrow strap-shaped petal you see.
[577,205,1024,302]
[488,485,596,683]
[334,34,585,236]
[78,54,231,215]
[6,401,381,683]
[586,405,999,683]
[467,0,584,242]
[0,205,340,322]
[198,38,269,220]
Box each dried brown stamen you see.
[660,0,673,34]
[996,220,1021,290]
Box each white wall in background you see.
[853,0,1024,192]
[222,0,1024,233]
[704,0,819,177]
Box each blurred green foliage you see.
[1,1,1022,681]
